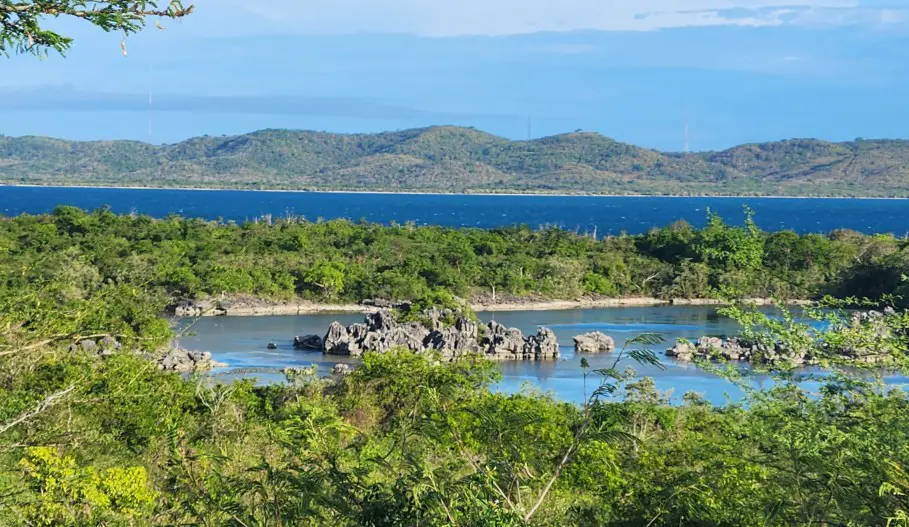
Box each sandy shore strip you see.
[3,183,906,200]
[182,297,810,317]
[213,302,373,317]
[472,298,669,312]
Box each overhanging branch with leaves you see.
[1,0,194,56]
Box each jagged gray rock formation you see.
[484,321,526,359]
[524,327,560,360]
[666,309,903,367]
[573,332,616,353]
[157,349,226,373]
[425,317,480,358]
[667,336,809,366]
[320,309,560,360]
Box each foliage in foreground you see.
[0,1,193,57]
[1,209,909,525]
[0,270,907,526]
[1,343,908,526]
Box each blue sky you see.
[2,0,908,150]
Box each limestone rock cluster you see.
[666,309,903,367]
[157,349,227,373]
[666,336,814,366]
[296,309,560,361]
[665,337,777,363]
[572,332,616,353]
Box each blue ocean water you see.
[2,186,909,234]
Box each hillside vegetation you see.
[2,127,909,196]
[2,209,909,526]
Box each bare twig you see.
[0,385,75,436]
[0,332,151,357]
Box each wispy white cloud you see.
[785,5,909,27]
[214,0,877,37]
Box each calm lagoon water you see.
[4,186,909,235]
[178,306,909,406]
[8,187,907,402]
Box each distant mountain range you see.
[2,126,908,196]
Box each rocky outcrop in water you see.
[665,336,806,364]
[157,349,227,373]
[481,321,560,360]
[524,327,560,360]
[293,335,324,350]
[666,336,870,367]
[666,309,904,367]
[425,317,481,357]
[665,337,766,363]
[831,309,900,364]
[320,309,559,360]
[573,332,616,353]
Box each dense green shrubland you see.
[2,206,909,307]
[1,338,907,525]
[2,208,909,525]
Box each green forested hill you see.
[2,126,908,196]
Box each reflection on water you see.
[178,306,908,406]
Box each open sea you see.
[3,186,909,235]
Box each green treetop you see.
[0,0,193,56]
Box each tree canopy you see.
[4,207,909,316]
[0,0,193,56]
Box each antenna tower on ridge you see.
[684,117,690,153]
[148,74,153,140]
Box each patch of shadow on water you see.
[546,322,702,332]
[211,367,283,376]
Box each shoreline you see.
[179,297,811,318]
[3,183,908,200]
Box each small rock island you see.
[295,308,560,361]
[573,332,616,353]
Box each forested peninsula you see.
[2,208,909,526]
[4,126,909,196]
[2,206,908,310]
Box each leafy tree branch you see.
[1,0,194,56]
